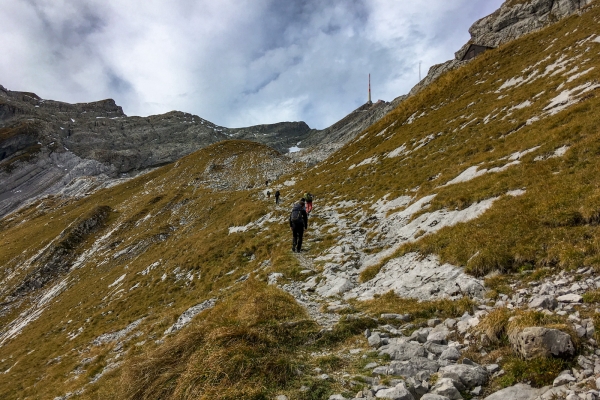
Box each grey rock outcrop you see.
[438,363,489,389]
[483,383,549,400]
[410,0,593,97]
[289,98,405,166]
[509,327,575,359]
[528,295,558,310]
[468,0,593,49]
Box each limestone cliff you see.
[410,0,594,96]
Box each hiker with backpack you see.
[289,198,308,253]
[275,190,280,205]
[304,192,314,214]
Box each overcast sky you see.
[1,0,504,129]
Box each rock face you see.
[410,0,593,96]
[289,98,405,166]
[483,383,549,400]
[510,327,575,359]
[0,84,399,218]
[467,0,594,49]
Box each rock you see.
[375,382,414,400]
[379,341,427,361]
[429,378,463,400]
[369,333,383,348]
[553,373,576,386]
[510,327,575,359]
[483,383,549,400]
[427,327,449,344]
[445,319,457,329]
[425,342,449,356]
[276,396,289,400]
[421,395,452,400]
[440,347,461,361]
[596,377,600,390]
[428,318,442,327]
[268,273,283,285]
[528,295,558,310]
[329,395,347,400]
[381,313,411,321]
[387,357,440,377]
[485,364,500,374]
[557,294,583,303]
[468,0,594,48]
[438,364,489,389]
[317,277,355,297]
[409,327,432,343]
[457,317,479,334]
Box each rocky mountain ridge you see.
[0,84,394,218]
[410,0,594,96]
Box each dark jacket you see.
[289,202,308,229]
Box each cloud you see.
[0,0,504,129]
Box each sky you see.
[1,0,504,129]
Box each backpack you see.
[305,193,313,202]
[290,204,303,222]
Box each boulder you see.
[409,327,432,343]
[483,383,549,400]
[556,294,583,303]
[438,364,489,389]
[375,382,415,400]
[429,378,463,400]
[388,358,439,377]
[425,341,449,356]
[439,346,461,361]
[421,394,451,400]
[379,341,427,361]
[369,333,383,349]
[528,295,558,310]
[427,327,449,344]
[510,327,575,359]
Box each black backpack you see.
[290,204,303,222]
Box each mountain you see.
[0,86,392,219]
[2,0,600,399]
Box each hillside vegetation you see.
[1,2,600,400]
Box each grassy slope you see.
[0,3,599,399]
[302,3,600,276]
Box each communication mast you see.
[368,73,372,104]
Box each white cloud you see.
[0,0,504,129]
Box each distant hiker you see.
[304,192,314,214]
[267,190,271,198]
[266,180,269,186]
[289,198,308,253]
[275,190,280,204]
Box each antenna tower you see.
[368,73,372,104]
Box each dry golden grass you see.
[117,280,315,400]
[354,291,474,321]
[2,4,600,398]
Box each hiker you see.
[267,190,271,198]
[289,198,308,253]
[304,192,314,214]
[275,190,280,204]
